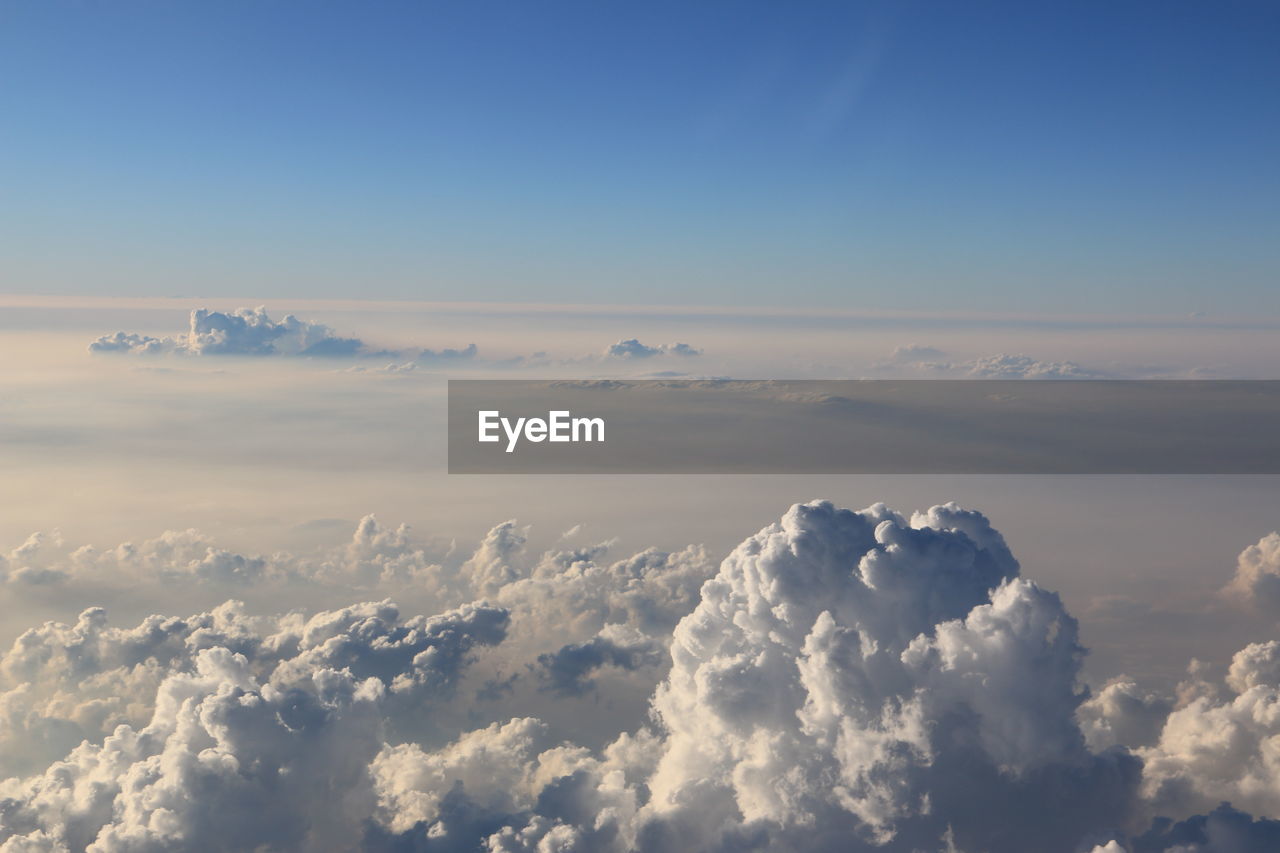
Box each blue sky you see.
[2,0,1277,313]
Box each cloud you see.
[604,339,702,359]
[492,541,714,645]
[89,307,359,356]
[1226,640,1280,693]
[1080,678,1175,751]
[890,343,946,361]
[879,350,1101,379]
[369,717,564,836]
[0,513,456,594]
[85,332,171,354]
[0,532,71,586]
[461,520,530,600]
[0,599,507,850]
[88,307,476,361]
[1127,803,1280,852]
[5,501,1280,851]
[1136,639,1280,821]
[1222,531,1280,613]
[417,343,478,364]
[630,500,1140,852]
[2,527,273,588]
[536,625,663,697]
[960,353,1096,379]
[343,362,418,374]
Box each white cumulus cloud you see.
[2,501,1279,852]
[1223,531,1280,614]
[604,339,702,359]
[88,307,476,361]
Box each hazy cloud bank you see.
[876,346,1100,378]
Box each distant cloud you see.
[417,342,478,363]
[345,361,419,374]
[89,306,476,361]
[962,352,1096,379]
[86,331,171,354]
[880,350,1100,379]
[604,338,702,359]
[890,343,946,361]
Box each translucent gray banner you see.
[447,380,1280,474]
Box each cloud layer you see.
[1,504,1278,851]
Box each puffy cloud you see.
[7,500,1280,852]
[1080,678,1175,751]
[267,600,510,706]
[961,353,1095,379]
[115,529,268,584]
[0,599,507,850]
[0,514,452,594]
[320,513,448,591]
[89,307,361,356]
[1226,641,1280,694]
[464,521,531,599]
[637,500,1139,852]
[883,351,1099,379]
[368,723,655,853]
[536,625,663,697]
[88,307,476,361]
[6,528,272,588]
[313,501,1161,851]
[181,307,355,355]
[1128,803,1280,852]
[492,542,714,645]
[0,533,70,586]
[370,717,565,835]
[1222,531,1280,613]
[604,339,702,359]
[1138,640,1280,821]
[0,516,716,654]
[84,332,169,354]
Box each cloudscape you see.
[2,499,1280,851]
[3,1,1280,851]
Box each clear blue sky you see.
[2,0,1277,313]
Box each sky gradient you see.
[3,0,1278,313]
